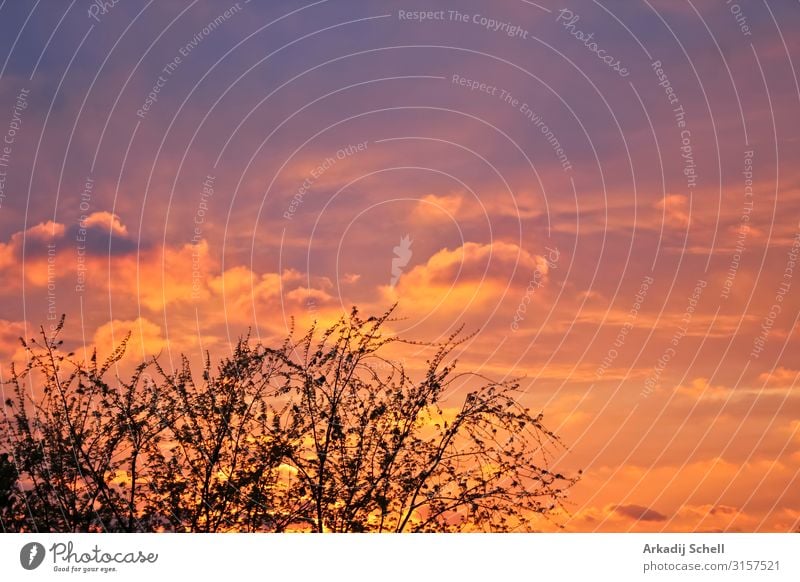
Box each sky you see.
[0,0,799,532]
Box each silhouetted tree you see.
[1,308,578,532]
[0,316,164,532]
[0,452,18,531]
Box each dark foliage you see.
[0,309,578,532]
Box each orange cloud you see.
[556,455,798,532]
[108,240,215,310]
[341,273,361,284]
[676,376,799,401]
[656,194,691,228]
[0,221,64,287]
[612,504,667,522]
[84,211,129,237]
[412,193,463,222]
[676,377,734,400]
[381,241,550,315]
[86,317,166,365]
[758,367,799,388]
[0,319,28,365]
[206,265,334,329]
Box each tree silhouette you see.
[1,308,578,532]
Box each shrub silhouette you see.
[1,308,578,532]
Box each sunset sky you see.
[0,0,798,532]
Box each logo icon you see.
[20,542,46,570]
[390,235,413,287]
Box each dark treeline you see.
[0,307,577,532]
